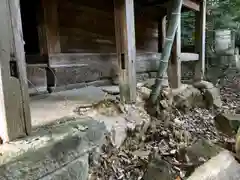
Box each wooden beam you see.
[114,0,137,103]
[48,53,199,69]
[40,0,61,92]
[194,0,206,81]
[0,0,31,142]
[41,0,61,54]
[183,0,200,11]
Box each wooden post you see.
[194,0,206,81]
[114,0,137,103]
[0,0,31,142]
[168,5,182,88]
[40,0,61,92]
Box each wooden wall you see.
[26,0,161,92]
[58,0,158,53]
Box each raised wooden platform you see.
[48,52,199,69]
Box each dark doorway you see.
[20,0,40,55]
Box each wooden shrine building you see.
[0,0,205,142]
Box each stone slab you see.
[100,86,119,95]
[40,154,89,180]
[0,118,106,180]
[187,151,240,180]
[30,86,106,127]
[214,113,240,136]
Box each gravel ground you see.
[89,72,240,180]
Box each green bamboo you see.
[150,0,183,104]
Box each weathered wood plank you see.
[114,0,137,103]
[0,0,31,142]
[49,52,199,68]
[40,0,61,92]
[26,55,48,64]
[44,53,199,88]
[9,0,32,135]
[57,0,158,53]
[194,0,206,81]
[41,0,61,53]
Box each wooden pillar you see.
[114,0,137,103]
[194,0,206,81]
[168,4,182,88]
[39,0,61,92]
[0,0,31,142]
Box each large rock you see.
[184,139,222,163]
[193,81,222,108]
[142,153,174,180]
[40,154,89,180]
[138,87,151,100]
[0,118,107,180]
[173,85,204,112]
[214,113,240,136]
[187,150,240,180]
[142,78,155,89]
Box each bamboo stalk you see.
[150,0,183,104]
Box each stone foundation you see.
[0,118,107,180]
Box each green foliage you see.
[182,0,240,49]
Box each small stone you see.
[174,118,184,126]
[160,100,169,109]
[138,87,151,100]
[111,123,127,148]
[159,139,170,154]
[161,131,168,138]
[142,78,155,89]
[132,150,150,159]
[170,149,177,155]
[214,113,240,136]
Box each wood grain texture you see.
[9,0,32,135]
[58,0,158,53]
[0,0,30,142]
[113,0,137,103]
[46,52,198,87]
[194,0,206,81]
[41,0,61,53]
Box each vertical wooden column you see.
[114,0,137,103]
[168,7,182,88]
[40,0,61,92]
[0,0,31,142]
[194,0,206,81]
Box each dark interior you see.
[20,0,40,55]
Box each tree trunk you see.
[150,0,183,104]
